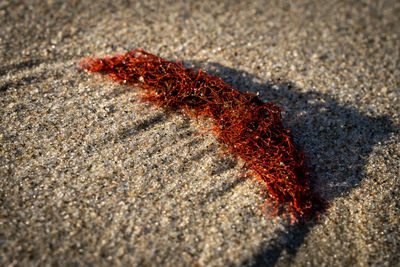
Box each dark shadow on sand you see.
[184,60,396,266]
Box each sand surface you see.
[1,0,399,266]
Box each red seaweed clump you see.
[79,49,324,222]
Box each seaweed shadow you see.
[186,61,396,266]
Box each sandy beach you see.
[1,0,399,266]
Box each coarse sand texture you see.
[1,0,399,266]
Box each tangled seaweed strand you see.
[79,49,324,222]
